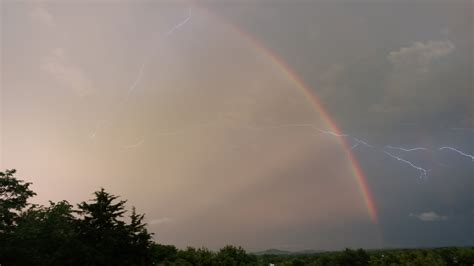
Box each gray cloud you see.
[388,41,455,73]
[369,39,466,124]
[410,211,448,222]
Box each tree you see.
[4,201,78,265]
[291,258,306,266]
[77,188,127,229]
[75,188,129,265]
[0,169,36,232]
[0,169,38,264]
[215,245,258,265]
[153,243,179,264]
[126,207,155,265]
[76,188,155,266]
[334,248,370,266]
[176,247,216,265]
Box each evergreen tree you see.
[76,188,130,265]
[76,188,155,265]
[127,207,155,265]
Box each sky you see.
[1,0,472,251]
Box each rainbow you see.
[196,4,378,224]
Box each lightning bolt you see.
[317,129,348,137]
[439,147,474,161]
[90,7,192,140]
[386,145,429,152]
[350,143,360,150]
[166,7,191,36]
[124,139,145,149]
[312,129,374,151]
[383,150,429,179]
[299,128,432,179]
[352,137,374,149]
[126,60,146,97]
[241,126,469,179]
[126,7,191,98]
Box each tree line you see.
[1,169,472,265]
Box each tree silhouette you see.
[75,188,155,265]
[5,201,78,265]
[0,169,36,233]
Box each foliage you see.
[0,169,36,233]
[215,245,258,265]
[256,248,474,266]
[2,201,78,265]
[153,244,179,264]
[0,170,154,265]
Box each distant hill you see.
[252,249,324,256]
[252,249,292,255]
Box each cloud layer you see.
[388,41,455,73]
[410,211,448,222]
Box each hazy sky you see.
[1,0,472,251]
